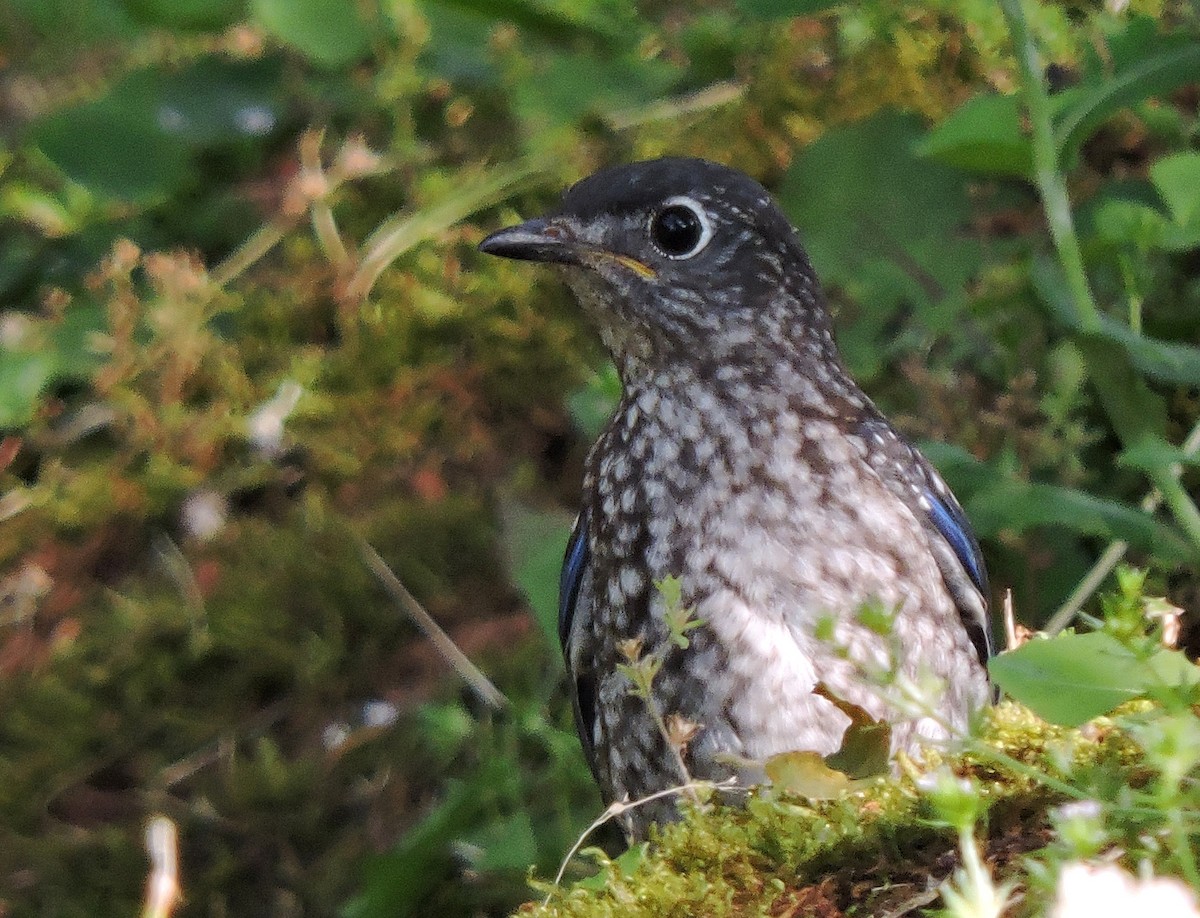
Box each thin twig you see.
[1002,589,1018,650]
[209,218,295,288]
[356,535,508,711]
[152,533,206,641]
[605,81,746,131]
[141,815,181,918]
[158,701,289,787]
[300,129,351,269]
[547,777,739,899]
[343,154,551,303]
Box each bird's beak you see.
[479,218,658,279]
[478,218,583,266]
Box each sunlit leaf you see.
[990,632,1199,727]
[0,351,56,429]
[814,684,890,779]
[575,843,648,890]
[764,749,852,798]
[990,632,1146,726]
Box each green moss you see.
[518,703,1153,918]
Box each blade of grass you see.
[998,0,1100,333]
[344,154,552,304]
[356,534,508,711]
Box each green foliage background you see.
[0,0,1198,914]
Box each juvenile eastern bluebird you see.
[480,158,992,836]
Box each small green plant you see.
[613,576,706,791]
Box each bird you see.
[479,157,992,837]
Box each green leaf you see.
[1054,42,1200,166]
[575,844,648,890]
[814,684,890,779]
[779,110,980,378]
[764,749,851,798]
[0,351,56,429]
[762,685,889,796]
[343,765,503,918]
[917,93,1032,178]
[461,811,537,872]
[989,632,1150,726]
[1091,198,1166,249]
[426,0,631,50]
[1086,323,1200,392]
[155,58,284,144]
[654,575,684,613]
[418,2,501,84]
[251,0,371,68]
[1118,437,1200,476]
[32,96,188,202]
[1030,256,1188,435]
[566,363,620,441]
[498,501,573,650]
[966,480,1189,562]
[1150,152,1200,228]
[29,60,282,202]
[123,0,245,29]
[1144,647,1200,701]
[735,0,841,19]
[511,49,679,135]
[991,632,1200,727]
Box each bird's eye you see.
[649,197,712,259]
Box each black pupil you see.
[652,205,702,255]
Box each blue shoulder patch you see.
[559,510,590,647]
[923,488,987,598]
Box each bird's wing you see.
[858,419,993,666]
[560,509,601,780]
[560,508,590,645]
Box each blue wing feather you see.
[558,508,601,781]
[857,417,993,665]
[559,509,590,647]
[923,488,987,598]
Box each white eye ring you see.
[648,195,713,259]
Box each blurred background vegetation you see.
[0,0,1198,914]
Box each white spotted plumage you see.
[479,157,993,838]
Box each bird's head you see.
[479,158,835,380]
